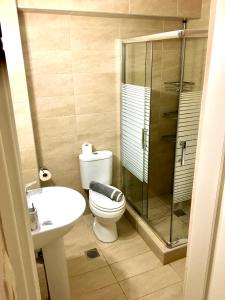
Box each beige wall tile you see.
[70,266,116,297]
[22,26,70,52]
[163,20,183,31]
[139,282,183,300]
[187,0,210,30]
[111,251,162,281]
[70,16,119,52]
[177,0,202,18]
[73,73,117,95]
[37,133,77,157]
[41,152,78,174]
[34,115,76,140]
[76,112,116,136]
[44,169,81,190]
[20,12,70,28]
[74,283,126,300]
[77,130,118,156]
[119,18,164,39]
[72,0,129,14]
[72,50,117,74]
[25,50,72,75]
[32,96,75,119]
[130,0,177,17]
[75,92,117,115]
[29,73,74,97]
[119,265,181,300]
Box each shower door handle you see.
[142,128,147,150]
[179,141,186,166]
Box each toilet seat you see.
[89,189,126,212]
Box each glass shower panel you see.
[171,37,208,244]
[121,42,151,216]
[147,39,182,245]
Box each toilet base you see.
[93,217,118,243]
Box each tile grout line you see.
[134,281,184,300]
[72,282,124,299]
[101,245,150,266]
[117,263,182,285]
[107,261,129,299]
[169,260,186,280]
[68,263,108,280]
[68,216,182,299]
[108,249,155,268]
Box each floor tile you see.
[119,265,181,300]
[93,217,150,264]
[67,247,107,277]
[100,234,149,264]
[170,258,186,280]
[70,266,116,297]
[111,251,162,281]
[64,217,97,258]
[73,283,127,300]
[139,282,184,300]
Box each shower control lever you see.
[179,141,186,166]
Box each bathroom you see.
[1,0,225,299]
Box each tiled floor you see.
[66,215,185,300]
[38,215,185,299]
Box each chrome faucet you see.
[25,180,37,195]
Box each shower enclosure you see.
[121,28,208,248]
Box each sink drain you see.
[42,220,53,226]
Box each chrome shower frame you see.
[121,27,208,248]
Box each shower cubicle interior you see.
[121,28,208,248]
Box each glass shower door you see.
[147,39,182,244]
[121,42,151,217]
[171,37,208,244]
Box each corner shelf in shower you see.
[161,134,177,143]
[163,111,178,120]
[164,81,195,92]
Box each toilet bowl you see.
[89,189,126,242]
[79,149,126,242]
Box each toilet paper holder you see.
[40,167,49,178]
[39,167,52,182]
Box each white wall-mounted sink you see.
[27,186,86,300]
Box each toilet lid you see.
[89,189,126,211]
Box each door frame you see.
[184,0,225,299]
[1,0,225,299]
[0,0,41,299]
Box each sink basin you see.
[27,186,86,300]
[27,186,86,249]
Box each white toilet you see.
[79,150,126,242]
